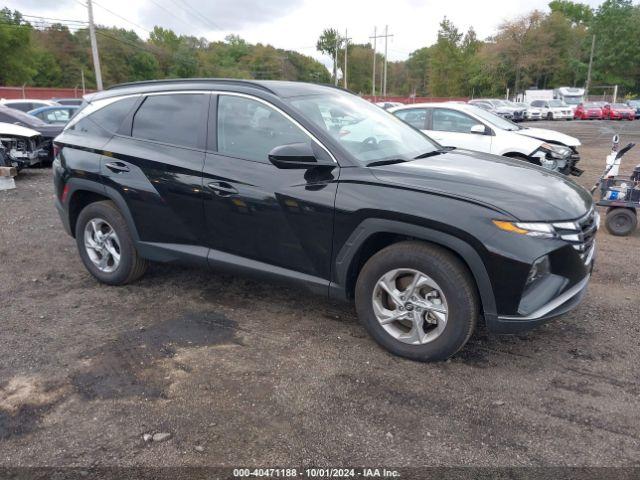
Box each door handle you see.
[105,161,130,173]
[207,181,238,196]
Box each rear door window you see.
[132,94,207,149]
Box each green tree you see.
[549,0,594,25]
[0,8,36,84]
[590,0,640,91]
[316,28,342,83]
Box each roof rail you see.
[106,78,277,94]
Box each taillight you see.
[60,184,70,202]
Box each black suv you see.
[53,79,597,361]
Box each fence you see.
[0,86,92,100]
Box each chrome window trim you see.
[69,90,337,164]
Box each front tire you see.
[355,241,478,361]
[75,200,148,285]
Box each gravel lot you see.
[1,120,639,468]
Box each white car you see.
[389,102,582,175]
[0,99,60,113]
[529,99,573,120]
[508,101,542,120]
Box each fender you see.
[329,218,497,321]
[61,178,141,242]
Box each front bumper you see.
[487,273,591,334]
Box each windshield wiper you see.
[414,147,453,159]
[366,158,408,167]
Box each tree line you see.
[1,0,639,97]
[322,0,640,98]
[0,8,331,89]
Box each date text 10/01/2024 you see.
[232,468,401,478]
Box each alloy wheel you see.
[372,268,448,345]
[84,218,121,273]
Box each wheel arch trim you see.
[330,218,497,320]
[63,178,141,242]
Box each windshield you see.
[465,104,520,131]
[289,92,439,164]
[584,103,601,108]
[549,100,567,107]
[612,103,628,108]
[563,96,582,105]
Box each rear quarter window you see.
[69,96,138,136]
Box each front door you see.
[424,108,493,153]
[202,93,338,286]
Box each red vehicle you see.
[602,103,635,120]
[574,102,604,120]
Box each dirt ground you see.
[0,120,639,469]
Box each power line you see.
[168,0,221,31]
[146,0,198,32]
[20,14,88,25]
[92,0,151,33]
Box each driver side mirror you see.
[470,124,487,135]
[268,142,335,169]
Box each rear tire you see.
[355,241,478,361]
[75,200,148,285]
[605,208,637,236]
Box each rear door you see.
[100,92,209,249]
[202,93,338,287]
[424,108,492,153]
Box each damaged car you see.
[390,102,582,176]
[0,122,47,171]
[0,105,63,164]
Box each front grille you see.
[553,207,598,265]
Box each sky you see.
[5,0,605,67]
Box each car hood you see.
[516,127,580,147]
[369,149,592,221]
[0,122,41,138]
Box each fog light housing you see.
[526,255,550,287]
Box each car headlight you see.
[492,220,557,239]
[541,143,572,159]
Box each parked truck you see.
[521,89,554,104]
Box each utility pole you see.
[382,25,393,97]
[370,27,377,97]
[585,34,595,98]
[343,29,351,90]
[334,31,340,86]
[86,0,103,90]
[370,27,393,98]
[81,68,86,95]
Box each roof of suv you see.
[92,79,345,101]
